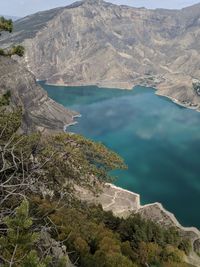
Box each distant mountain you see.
[1,0,200,109]
[0,15,20,21]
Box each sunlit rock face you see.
[1,0,200,108]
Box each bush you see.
[0,200,51,267]
[0,48,5,55]
[0,90,11,106]
[11,45,25,57]
[0,16,13,33]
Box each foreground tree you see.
[0,200,51,267]
[0,17,24,57]
[0,17,13,34]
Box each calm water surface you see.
[40,82,200,228]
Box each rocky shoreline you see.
[63,114,82,131]
[44,77,200,115]
[155,91,200,112]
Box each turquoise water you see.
[40,82,200,228]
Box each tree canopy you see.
[0,17,24,57]
[0,17,13,33]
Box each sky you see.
[0,0,200,17]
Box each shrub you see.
[0,48,5,55]
[0,90,11,106]
[0,200,51,267]
[0,16,13,33]
[11,45,25,57]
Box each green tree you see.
[0,200,50,267]
[0,16,13,33]
[10,45,25,57]
[121,241,137,261]
[0,91,11,106]
[0,17,25,57]
[0,107,23,143]
[39,133,127,191]
[0,48,5,55]
[94,236,137,267]
[0,17,13,56]
[161,245,184,263]
[137,241,161,265]
[22,251,50,267]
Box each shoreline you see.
[44,80,133,90]
[101,182,200,267]
[155,91,199,111]
[63,114,82,131]
[40,80,200,112]
[105,183,200,267]
[104,184,200,267]
[106,183,200,239]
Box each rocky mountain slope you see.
[0,56,77,133]
[1,0,200,109]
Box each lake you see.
[40,81,200,228]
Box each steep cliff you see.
[1,0,200,109]
[0,56,77,133]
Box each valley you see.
[1,1,200,266]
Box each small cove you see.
[40,81,200,228]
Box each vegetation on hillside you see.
[0,16,13,33]
[34,199,192,267]
[10,45,25,57]
[0,93,192,267]
[0,200,52,267]
[0,91,11,106]
[0,17,24,57]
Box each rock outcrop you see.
[39,231,75,267]
[1,0,200,109]
[0,56,77,133]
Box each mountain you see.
[1,0,200,109]
[0,56,77,133]
[0,15,20,21]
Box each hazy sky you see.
[0,0,199,17]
